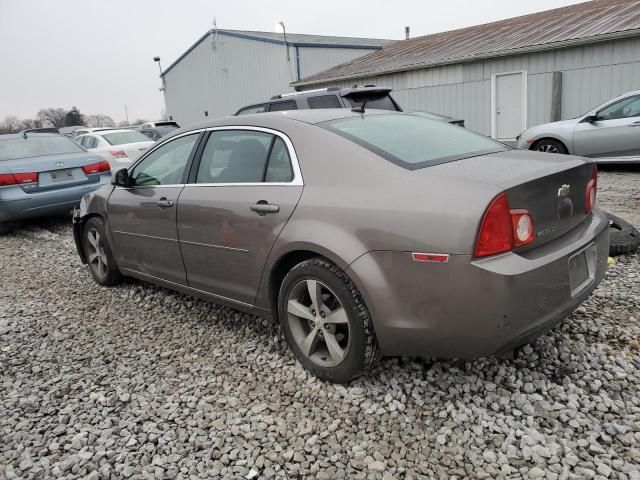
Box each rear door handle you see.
[250,201,279,215]
[629,121,640,127]
[156,198,174,208]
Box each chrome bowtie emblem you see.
[55,161,65,167]
[557,184,570,197]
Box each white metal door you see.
[494,72,525,140]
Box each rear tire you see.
[277,258,380,383]
[532,138,568,154]
[607,213,640,256]
[82,217,122,286]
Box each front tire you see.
[82,217,122,286]
[532,138,568,154]
[277,258,380,383]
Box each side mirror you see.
[583,115,599,123]
[112,168,131,187]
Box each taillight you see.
[474,193,535,257]
[109,150,128,158]
[585,164,597,213]
[0,172,38,186]
[82,161,111,175]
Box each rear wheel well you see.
[269,250,329,317]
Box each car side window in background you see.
[268,100,297,112]
[237,104,267,115]
[307,95,342,109]
[140,130,156,139]
[196,130,275,184]
[597,95,640,120]
[265,137,293,182]
[130,134,199,186]
[88,137,98,149]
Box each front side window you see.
[597,95,640,120]
[130,134,199,186]
[268,100,297,112]
[237,104,267,115]
[322,114,508,170]
[196,130,293,184]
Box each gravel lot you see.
[1,169,639,480]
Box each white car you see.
[516,90,640,162]
[74,130,155,171]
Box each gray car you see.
[0,133,112,234]
[73,109,609,383]
[516,90,640,162]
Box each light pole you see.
[153,56,165,92]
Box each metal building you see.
[293,0,640,140]
[162,29,392,125]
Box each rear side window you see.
[322,114,508,170]
[268,100,297,112]
[307,95,342,109]
[196,130,293,184]
[345,93,398,111]
[236,105,267,115]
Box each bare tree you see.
[20,118,43,130]
[85,114,116,128]
[0,115,21,133]
[133,118,149,125]
[37,108,68,128]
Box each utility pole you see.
[124,105,129,124]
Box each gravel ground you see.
[1,171,639,480]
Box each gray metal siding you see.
[163,35,380,126]
[303,37,640,137]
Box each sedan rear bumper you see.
[0,176,111,223]
[347,208,610,358]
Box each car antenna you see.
[22,131,28,140]
[351,98,368,114]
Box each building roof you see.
[162,29,394,76]
[293,0,640,86]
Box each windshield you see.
[0,135,84,161]
[102,131,150,145]
[321,114,508,169]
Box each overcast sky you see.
[0,0,588,123]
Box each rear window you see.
[322,114,508,170]
[0,136,84,161]
[155,121,180,127]
[307,95,342,109]
[344,93,398,111]
[102,131,150,145]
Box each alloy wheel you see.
[87,228,108,278]
[286,279,350,367]
[536,144,559,153]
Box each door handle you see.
[250,200,279,216]
[629,121,640,127]
[156,198,174,208]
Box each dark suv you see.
[235,86,464,127]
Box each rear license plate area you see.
[569,243,597,296]
[50,169,74,182]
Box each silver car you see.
[516,90,640,162]
[0,133,111,234]
[73,110,609,383]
